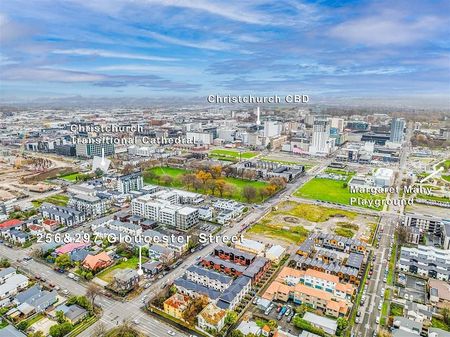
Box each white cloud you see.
[143,31,233,51]
[330,13,444,46]
[52,48,178,61]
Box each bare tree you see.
[243,186,257,203]
[92,322,107,337]
[86,283,102,308]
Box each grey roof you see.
[186,265,233,285]
[15,285,57,311]
[297,239,314,253]
[9,230,30,239]
[14,285,41,304]
[0,325,26,337]
[174,277,221,300]
[114,268,138,282]
[41,202,82,216]
[65,304,87,322]
[294,255,358,276]
[149,244,174,256]
[71,249,90,262]
[0,267,15,278]
[393,316,422,332]
[243,257,269,279]
[218,276,251,304]
[142,261,162,272]
[346,252,364,269]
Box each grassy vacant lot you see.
[97,256,147,283]
[248,223,309,244]
[209,149,257,160]
[277,201,357,222]
[333,222,359,238]
[247,202,357,244]
[32,194,69,208]
[144,166,269,203]
[390,303,403,316]
[294,177,386,210]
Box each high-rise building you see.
[309,119,335,155]
[264,121,282,138]
[390,118,405,144]
[76,142,114,158]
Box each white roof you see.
[238,238,264,252]
[303,312,337,333]
[266,245,286,257]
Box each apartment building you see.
[132,196,199,230]
[108,220,142,236]
[116,172,144,193]
[40,203,85,226]
[216,275,251,310]
[398,245,450,281]
[214,245,256,266]
[185,265,233,292]
[68,194,110,218]
[403,212,446,236]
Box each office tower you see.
[309,119,334,155]
[390,118,405,144]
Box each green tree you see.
[55,253,72,270]
[95,168,104,177]
[336,317,348,336]
[225,311,238,325]
[230,330,244,337]
[169,285,177,296]
[56,310,66,324]
[0,258,10,267]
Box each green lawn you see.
[432,318,450,332]
[390,303,403,316]
[144,167,270,203]
[437,159,450,171]
[209,149,257,159]
[416,193,450,202]
[247,223,309,244]
[442,175,450,182]
[294,177,386,210]
[59,172,81,181]
[97,256,147,283]
[32,194,69,208]
[261,157,313,170]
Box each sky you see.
[0,0,449,104]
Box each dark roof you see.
[218,276,251,304]
[346,252,364,269]
[215,245,255,261]
[202,255,247,273]
[174,277,221,300]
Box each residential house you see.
[197,303,226,332]
[40,203,85,226]
[0,272,29,300]
[82,252,113,272]
[163,293,191,321]
[113,269,139,292]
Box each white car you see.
[376,316,380,324]
[404,294,409,300]
[167,331,176,336]
[378,303,382,310]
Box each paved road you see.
[355,124,412,337]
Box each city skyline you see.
[1,0,449,106]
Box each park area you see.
[208,149,257,161]
[294,172,386,210]
[246,201,378,245]
[144,166,271,203]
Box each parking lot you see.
[249,300,300,335]
[398,274,427,303]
